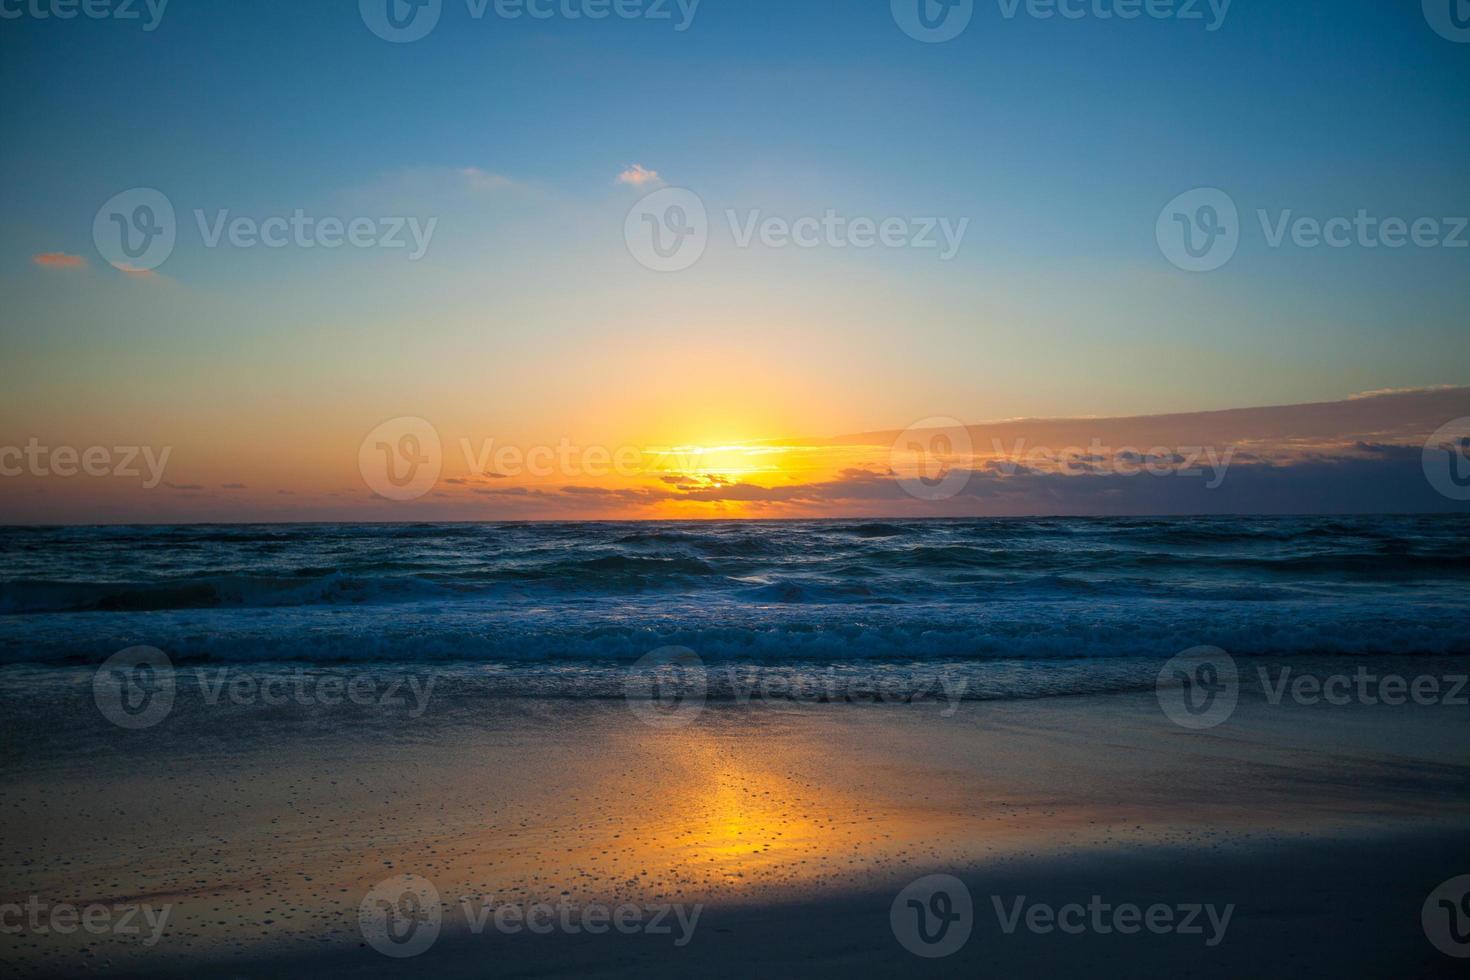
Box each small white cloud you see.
[615,164,662,188]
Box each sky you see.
[1,0,1468,521]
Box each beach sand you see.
[2,662,1468,976]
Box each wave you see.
[0,573,468,614]
[3,518,1467,663]
[1,591,1465,666]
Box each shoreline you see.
[121,827,1470,979]
[3,678,1468,974]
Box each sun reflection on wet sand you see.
[6,693,1470,973]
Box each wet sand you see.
[2,665,1468,975]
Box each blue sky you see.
[1,0,1468,519]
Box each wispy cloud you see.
[32,252,87,269]
[116,265,164,282]
[615,164,662,188]
[460,167,516,192]
[336,167,522,213]
[1347,385,1458,400]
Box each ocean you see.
[1,517,1465,679]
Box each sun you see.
[644,443,791,482]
